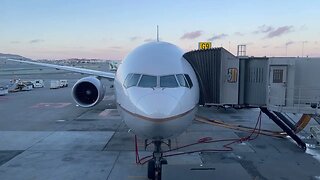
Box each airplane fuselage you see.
[114,42,199,140]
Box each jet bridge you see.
[267,57,320,114]
[184,49,269,107]
[184,49,320,115]
[183,48,239,106]
[184,48,320,149]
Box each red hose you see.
[134,111,263,165]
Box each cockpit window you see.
[124,73,193,89]
[124,73,141,88]
[138,75,157,88]
[184,74,193,88]
[160,75,178,88]
[176,74,188,88]
[124,73,133,87]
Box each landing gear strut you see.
[147,140,168,180]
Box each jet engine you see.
[72,76,105,108]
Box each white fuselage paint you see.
[114,42,199,140]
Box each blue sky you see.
[1,0,320,59]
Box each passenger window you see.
[138,75,157,88]
[160,75,178,88]
[176,74,188,88]
[184,74,193,88]
[124,73,141,88]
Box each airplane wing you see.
[6,58,115,80]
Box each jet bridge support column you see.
[260,107,306,151]
[273,111,297,132]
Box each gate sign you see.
[198,42,212,50]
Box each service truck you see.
[50,80,60,89]
[31,79,44,88]
[0,87,8,96]
[20,81,33,91]
[59,80,68,88]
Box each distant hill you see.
[0,53,27,59]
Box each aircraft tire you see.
[147,159,155,179]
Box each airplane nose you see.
[136,93,181,119]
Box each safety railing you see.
[267,86,320,114]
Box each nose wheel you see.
[147,141,168,180]
[147,159,155,179]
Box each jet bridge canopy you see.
[183,48,239,106]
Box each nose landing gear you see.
[147,140,169,180]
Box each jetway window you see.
[176,74,188,88]
[184,74,193,88]
[124,73,141,88]
[138,75,157,88]
[273,69,284,83]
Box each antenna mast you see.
[157,25,159,42]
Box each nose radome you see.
[136,93,181,119]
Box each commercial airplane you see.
[6,41,199,179]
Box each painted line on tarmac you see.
[99,109,112,117]
[30,102,71,109]
[0,96,9,101]
[103,95,115,101]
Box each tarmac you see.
[0,58,320,180]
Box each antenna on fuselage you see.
[157,25,159,42]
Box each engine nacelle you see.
[72,76,105,108]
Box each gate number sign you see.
[199,42,212,50]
